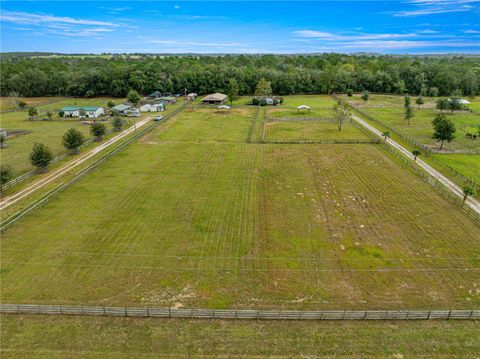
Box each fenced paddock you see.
[2,304,478,321]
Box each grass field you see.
[2,106,479,310]
[0,97,140,175]
[264,121,370,142]
[433,154,480,182]
[2,315,480,358]
[267,107,335,119]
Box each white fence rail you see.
[1,304,478,321]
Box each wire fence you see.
[1,304,478,321]
[263,139,379,145]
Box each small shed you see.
[140,103,165,112]
[112,104,131,115]
[202,93,227,105]
[157,96,177,104]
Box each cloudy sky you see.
[1,1,479,54]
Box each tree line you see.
[1,54,479,97]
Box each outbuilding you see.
[202,93,227,105]
[112,104,131,115]
[157,96,177,104]
[140,103,165,112]
[187,93,198,101]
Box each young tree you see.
[46,111,54,121]
[404,95,414,125]
[127,89,141,106]
[112,117,123,131]
[28,107,38,120]
[346,89,353,97]
[0,132,6,149]
[30,143,53,171]
[90,122,106,141]
[254,78,272,97]
[462,186,475,202]
[436,99,449,113]
[382,131,390,142]
[0,165,13,186]
[415,96,424,110]
[432,113,456,150]
[63,128,85,154]
[59,110,65,118]
[18,100,27,108]
[334,102,350,131]
[226,78,239,105]
[107,100,115,108]
[412,149,421,162]
[361,91,369,102]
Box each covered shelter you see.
[202,93,227,105]
[297,105,311,114]
[112,104,131,115]
[217,105,231,111]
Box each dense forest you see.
[1,53,479,97]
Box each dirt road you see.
[0,117,151,211]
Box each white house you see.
[139,103,165,112]
[61,106,105,118]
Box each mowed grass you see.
[281,95,337,107]
[265,121,370,142]
[434,154,480,182]
[0,97,129,175]
[267,107,334,119]
[2,108,479,310]
[152,107,254,142]
[2,315,480,358]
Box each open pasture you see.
[0,96,65,112]
[281,95,337,107]
[267,107,334,119]
[152,107,254,143]
[2,106,479,310]
[2,315,479,358]
[264,121,370,142]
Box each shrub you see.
[30,143,53,171]
[63,128,85,153]
[90,122,106,141]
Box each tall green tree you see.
[30,143,53,171]
[127,89,141,106]
[436,99,449,113]
[0,165,13,186]
[226,78,239,105]
[432,113,456,150]
[361,91,369,102]
[27,107,38,121]
[63,128,85,154]
[334,102,350,131]
[404,95,414,125]
[112,117,123,132]
[254,78,272,97]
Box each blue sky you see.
[1,1,479,54]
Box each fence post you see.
[447,310,452,320]
[469,310,473,320]
[427,310,431,320]
[168,307,171,318]
[124,307,127,317]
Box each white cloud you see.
[174,5,181,9]
[1,10,116,27]
[394,0,479,17]
[293,30,418,41]
[464,29,480,33]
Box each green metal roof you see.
[61,106,101,111]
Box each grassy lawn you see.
[281,95,337,107]
[0,97,135,175]
[267,107,334,119]
[2,107,479,310]
[265,121,369,142]
[433,154,480,183]
[2,315,479,358]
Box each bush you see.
[30,143,53,171]
[18,100,27,108]
[107,100,115,108]
[59,110,65,117]
[90,122,106,141]
[346,89,353,97]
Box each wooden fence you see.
[1,304,478,321]
[263,139,378,145]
